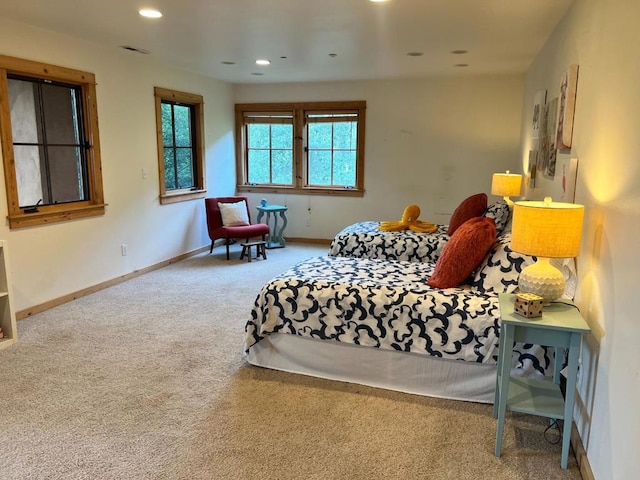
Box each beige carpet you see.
[0,243,581,479]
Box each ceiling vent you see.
[120,45,151,55]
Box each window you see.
[235,101,366,196]
[154,87,206,204]
[0,55,106,228]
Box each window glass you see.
[248,149,270,184]
[235,101,365,196]
[308,150,332,185]
[246,122,293,185]
[161,101,195,191]
[8,76,88,208]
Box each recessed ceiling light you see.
[138,9,162,18]
[451,50,468,55]
[369,0,390,3]
[255,59,271,66]
[329,53,337,58]
[406,52,424,57]
[221,61,236,65]
[454,63,469,67]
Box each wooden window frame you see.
[0,55,106,229]
[235,101,366,197]
[154,87,206,205]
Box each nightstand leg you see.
[560,334,581,469]
[495,323,515,457]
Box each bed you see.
[328,199,511,263]
[244,233,557,403]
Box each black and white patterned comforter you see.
[327,202,512,263]
[328,221,450,263]
[244,255,552,375]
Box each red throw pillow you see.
[428,217,497,289]
[447,193,488,236]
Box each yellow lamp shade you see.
[491,171,522,198]
[511,197,584,258]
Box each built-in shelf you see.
[0,240,16,350]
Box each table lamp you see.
[510,197,584,304]
[491,170,522,206]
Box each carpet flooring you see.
[0,243,581,479]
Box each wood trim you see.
[16,246,209,320]
[236,185,364,197]
[8,204,107,229]
[0,69,18,216]
[235,101,366,111]
[159,189,206,205]
[84,81,105,205]
[154,87,203,105]
[0,57,106,228]
[285,237,332,245]
[571,422,595,480]
[235,100,367,195]
[154,87,206,201]
[0,54,96,84]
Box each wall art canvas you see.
[531,89,547,137]
[548,155,578,202]
[538,97,558,178]
[556,64,579,151]
[527,150,538,189]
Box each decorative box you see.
[514,292,544,318]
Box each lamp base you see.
[518,257,565,305]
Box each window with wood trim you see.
[0,55,106,229]
[235,101,366,196]
[154,87,206,205]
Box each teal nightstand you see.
[256,205,288,248]
[494,293,590,469]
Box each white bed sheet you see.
[245,333,498,404]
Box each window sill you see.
[160,189,207,205]
[236,185,365,197]
[8,204,107,229]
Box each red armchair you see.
[205,197,270,260]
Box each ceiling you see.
[0,0,574,84]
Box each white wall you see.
[0,17,236,311]
[520,0,640,478]
[234,77,524,239]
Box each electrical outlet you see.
[121,244,128,256]
[306,216,311,227]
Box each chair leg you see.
[209,241,214,254]
[226,239,230,260]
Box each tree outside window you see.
[154,87,206,204]
[235,101,366,197]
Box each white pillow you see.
[219,201,249,226]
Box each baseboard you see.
[16,246,209,320]
[571,422,595,480]
[286,237,332,245]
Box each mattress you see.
[244,255,553,385]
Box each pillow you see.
[219,201,250,226]
[428,217,497,289]
[483,200,511,235]
[447,193,488,236]
[471,233,535,294]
